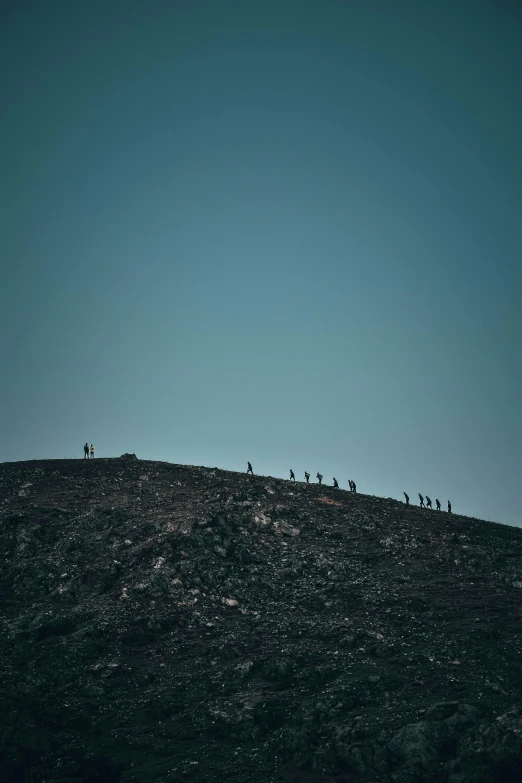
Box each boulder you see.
[389,720,451,771]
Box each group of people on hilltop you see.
[403,492,451,513]
[77,451,454,513]
[248,464,357,491]
[247,463,452,511]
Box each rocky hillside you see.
[1,457,522,783]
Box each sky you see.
[1,0,520,526]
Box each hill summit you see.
[1,457,522,783]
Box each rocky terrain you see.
[1,457,522,783]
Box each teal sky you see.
[1,1,520,525]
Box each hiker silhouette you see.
[426,496,432,509]
[403,492,409,505]
[290,469,295,481]
[351,481,357,493]
[83,443,89,459]
[435,499,441,511]
[89,444,95,459]
[447,500,452,513]
[333,478,339,488]
[304,472,310,483]
[316,473,323,485]
[247,462,253,475]
[419,494,425,507]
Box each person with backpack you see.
[316,473,323,485]
[333,477,339,488]
[289,469,295,481]
[435,498,441,510]
[247,462,254,475]
[304,472,310,483]
[418,494,425,507]
[89,444,95,459]
[426,496,432,509]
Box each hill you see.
[1,457,522,783]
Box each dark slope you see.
[1,458,522,783]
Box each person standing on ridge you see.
[418,494,424,507]
[289,469,295,481]
[352,481,357,493]
[333,478,339,488]
[403,492,409,505]
[426,496,432,509]
[247,462,254,475]
[447,500,452,513]
[89,444,95,459]
[84,443,89,459]
[316,473,323,485]
[348,480,352,491]
[435,498,441,511]
[304,472,310,483]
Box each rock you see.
[436,703,479,730]
[335,736,390,775]
[119,453,138,460]
[85,684,105,697]
[425,702,468,721]
[236,660,254,677]
[388,705,480,776]
[388,720,451,771]
[273,521,301,537]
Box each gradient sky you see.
[1,0,520,525]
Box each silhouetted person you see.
[333,478,339,488]
[426,496,432,509]
[403,492,409,505]
[317,473,323,485]
[419,494,424,507]
[304,472,310,483]
[435,498,441,511]
[89,444,95,459]
[247,462,253,475]
[447,500,452,513]
[348,479,353,491]
[84,443,89,459]
[352,481,357,493]
[290,469,295,481]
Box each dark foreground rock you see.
[1,458,522,782]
